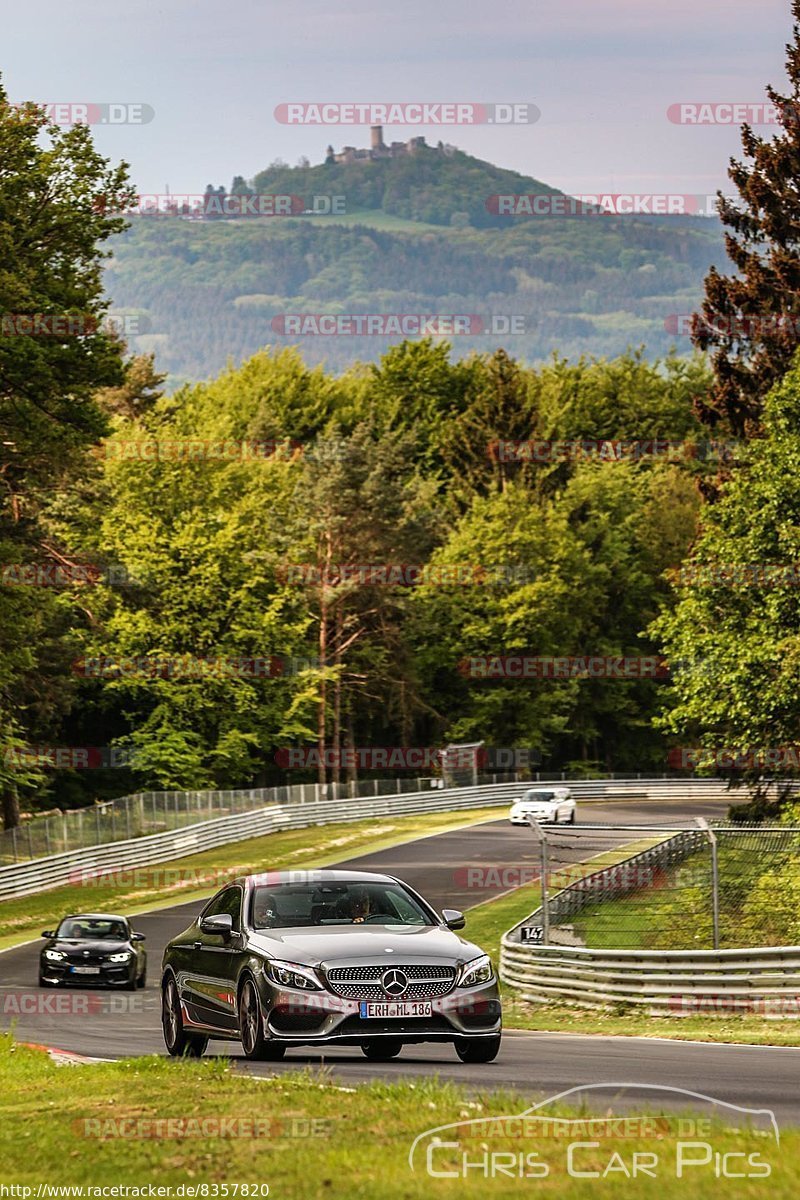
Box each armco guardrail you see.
[0,776,736,901]
[500,942,800,1014]
[0,770,723,865]
[500,819,800,1013]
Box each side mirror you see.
[130,932,146,943]
[200,913,234,939]
[41,931,54,939]
[442,908,465,930]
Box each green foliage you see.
[0,79,132,824]
[105,206,725,387]
[693,0,800,434]
[59,344,707,792]
[654,354,800,792]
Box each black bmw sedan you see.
[39,912,147,989]
[161,869,502,1063]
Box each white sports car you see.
[509,787,576,826]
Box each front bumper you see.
[510,809,555,824]
[261,976,502,1044]
[40,960,137,987]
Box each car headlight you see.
[109,952,132,963]
[267,960,322,991]
[458,954,494,988]
[44,949,65,962]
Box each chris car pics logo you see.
[409,1083,777,1181]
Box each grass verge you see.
[0,806,502,949]
[0,1036,792,1197]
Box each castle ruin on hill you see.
[326,125,432,165]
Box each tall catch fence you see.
[512,821,800,951]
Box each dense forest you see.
[4,334,719,813]
[106,148,725,387]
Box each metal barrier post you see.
[696,818,720,950]
[527,817,550,945]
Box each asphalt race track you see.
[3,796,799,1124]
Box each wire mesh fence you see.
[522,821,800,951]
[1,769,686,867]
[0,777,453,865]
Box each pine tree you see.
[693,0,800,436]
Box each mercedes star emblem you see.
[381,968,409,997]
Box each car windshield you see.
[522,791,555,804]
[249,882,435,929]
[56,917,128,941]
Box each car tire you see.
[361,1039,403,1061]
[454,1035,501,1064]
[568,809,576,824]
[238,976,286,1061]
[137,970,147,989]
[162,976,208,1058]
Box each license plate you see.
[359,1001,432,1019]
[70,966,101,975]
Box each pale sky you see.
[1,0,793,197]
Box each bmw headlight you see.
[109,952,132,963]
[267,960,322,991]
[44,949,65,962]
[458,954,493,988]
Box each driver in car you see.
[345,887,371,923]
[253,893,278,928]
[346,887,394,924]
